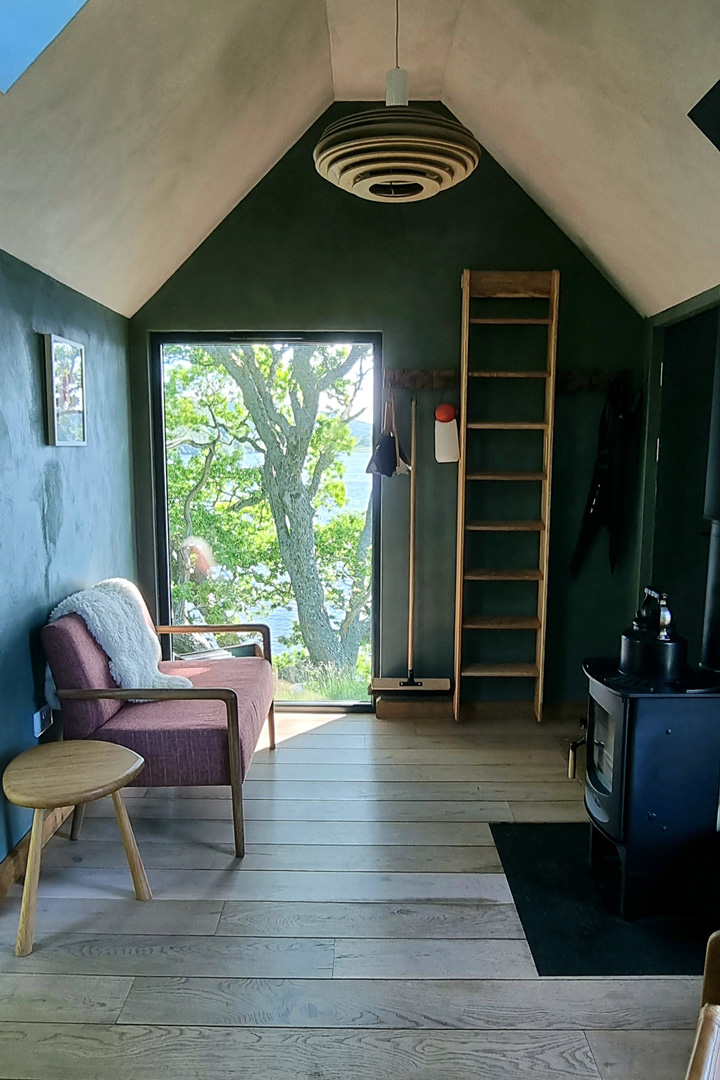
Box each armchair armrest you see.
[155,624,272,664]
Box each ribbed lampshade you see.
[313,107,481,203]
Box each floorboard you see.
[0,1023,602,1080]
[117,975,701,1029]
[331,938,537,979]
[0,712,687,1080]
[156,780,580,801]
[17,867,514,903]
[72,817,496,847]
[83,797,516,821]
[245,762,569,782]
[0,973,132,1023]
[216,900,525,939]
[41,841,504,873]
[0,935,334,978]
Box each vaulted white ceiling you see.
[0,0,718,317]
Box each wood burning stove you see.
[584,657,720,918]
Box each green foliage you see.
[162,341,373,698]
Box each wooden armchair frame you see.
[57,623,275,858]
[684,930,720,1080]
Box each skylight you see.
[0,0,88,93]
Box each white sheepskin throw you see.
[45,578,192,707]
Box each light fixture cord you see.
[395,0,399,69]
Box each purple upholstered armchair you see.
[41,615,275,857]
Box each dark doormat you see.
[491,822,715,976]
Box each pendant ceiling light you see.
[314,0,481,203]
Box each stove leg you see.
[589,822,616,863]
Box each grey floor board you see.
[331,938,537,979]
[245,762,567,782]
[510,800,588,822]
[42,840,504,873]
[0,935,334,978]
[157,780,582,801]
[216,900,525,939]
[362,733,572,749]
[254,747,568,765]
[0,973,133,1023]
[585,1030,696,1080]
[118,976,701,1029]
[84,797,515,822]
[75,816,496,847]
[18,867,514,903]
[0,898,223,937]
[5,707,678,1080]
[0,1023,601,1080]
[263,734,366,748]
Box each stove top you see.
[583,657,720,696]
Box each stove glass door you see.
[589,697,615,793]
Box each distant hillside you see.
[349,418,372,448]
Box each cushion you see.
[42,614,122,737]
[91,655,273,786]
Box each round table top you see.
[3,741,145,809]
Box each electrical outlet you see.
[33,705,52,739]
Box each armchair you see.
[42,616,275,857]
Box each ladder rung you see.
[463,616,541,630]
[469,318,550,325]
[466,520,545,532]
[465,569,543,581]
[467,471,545,481]
[462,663,540,677]
[468,371,549,379]
[467,421,547,430]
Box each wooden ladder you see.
[453,270,559,722]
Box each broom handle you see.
[407,397,417,675]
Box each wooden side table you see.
[3,741,151,956]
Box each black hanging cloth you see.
[570,374,641,578]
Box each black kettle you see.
[619,587,688,683]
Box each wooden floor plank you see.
[585,1030,697,1080]
[0,1023,602,1080]
[510,801,588,822]
[254,747,567,765]
[0,898,223,938]
[117,976,701,1029]
[0,973,133,1023]
[84,797,515,822]
[245,763,567,782]
[216,901,524,939]
[42,840,504,873]
[0,935,334,978]
[331,938,537,979]
[152,781,582,802]
[17,868,514,903]
[74,817,496,848]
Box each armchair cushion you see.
[42,614,123,737]
[91,656,274,786]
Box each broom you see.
[371,397,451,693]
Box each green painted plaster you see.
[130,103,646,702]
[0,249,135,858]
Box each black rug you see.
[491,822,714,976]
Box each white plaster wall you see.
[0,0,718,316]
[0,0,333,316]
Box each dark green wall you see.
[0,249,135,858]
[130,102,646,702]
[652,306,720,660]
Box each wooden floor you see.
[0,712,699,1079]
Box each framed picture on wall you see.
[43,335,86,446]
